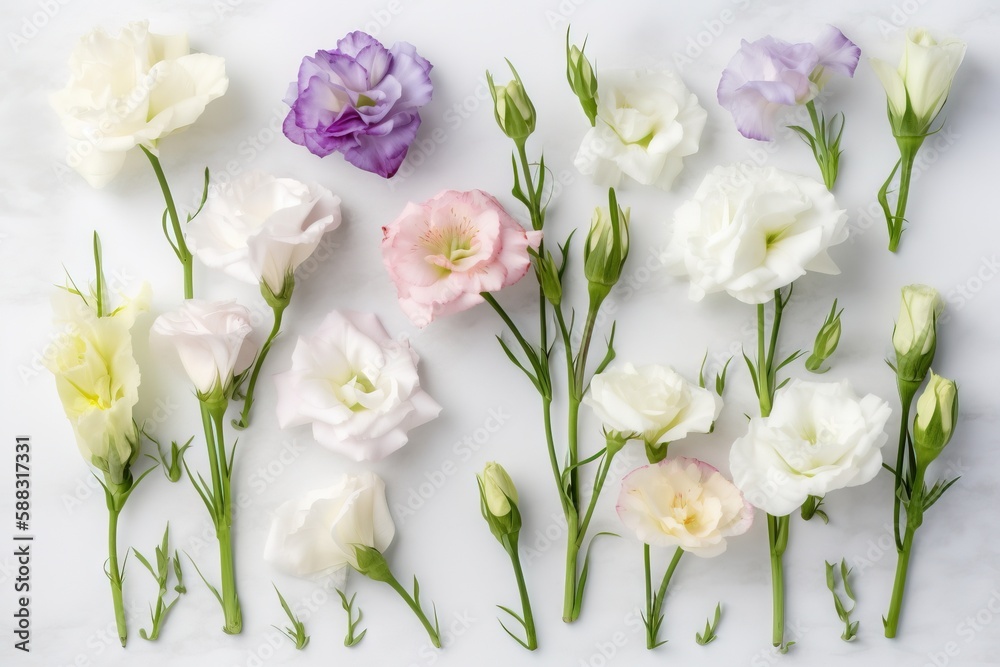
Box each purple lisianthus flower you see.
[718,26,860,141]
[283,31,433,178]
[811,26,862,86]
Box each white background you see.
[2,0,999,666]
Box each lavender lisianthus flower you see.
[283,31,433,178]
[718,26,860,141]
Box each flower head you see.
[283,31,433,178]
[187,171,342,299]
[381,190,542,327]
[150,299,256,398]
[584,192,630,301]
[575,69,706,190]
[913,372,959,466]
[488,64,536,142]
[477,462,521,541]
[263,471,395,582]
[50,21,228,187]
[893,284,943,383]
[584,363,721,448]
[46,290,144,484]
[617,457,753,557]
[665,164,848,304]
[275,311,441,461]
[871,28,966,134]
[718,27,859,141]
[729,379,892,516]
[479,462,519,518]
[565,31,598,124]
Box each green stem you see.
[576,448,615,546]
[888,142,919,252]
[573,304,600,395]
[561,301,602,623]
[567,399,581,508]
[211,408,242,634]
[756,290,785,418]
[233,301,287,429]
[643,545,654,646]
[885,466,925,638]
[141,146,193,299]
[385,575,441,648]
[885,524,915,638]
[647,547,684,649]
[506,537,537,650]
[515,142,543,232]
[892,379,919,551]
[108,505,127,647]
[562,512,580,623]
[199,402,224,518]
[768,514,790,650]
[756,303,772,418]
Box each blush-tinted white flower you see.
[617,457,753,557]
[150,299,256,396]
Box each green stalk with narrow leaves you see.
[743,287,803,653]
[484,45,628,624]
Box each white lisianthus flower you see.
[729,379,892,516]
[45,288,148,482]
[50,21,229,188]
[263,471,395,582]
[186,172,342,298]
[617,457,753,557]
[150,299,256,397]
[665,164,848,304]
[574,69,707,190]
[275,311,441,461]
[584,363,721,445]
[870,28,966,131]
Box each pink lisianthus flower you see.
[381,190,542,327]
[718,26,860,141]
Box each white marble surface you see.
[2,0,999,665]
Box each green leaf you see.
[878,158,903,238]
[922,476,961,511]
[185,552,223,607]
[133,549,157,579]
[495,335,540,391]
[592,322,617,377]
[841,560,855,603]
[573,532,617,619]
[742,351,760,396]
[187,167,211,222]
[336,589,366,647]
[557,229,577,280]
[273,585,309,650]
[715,357,732,397]
[695,603,722,645]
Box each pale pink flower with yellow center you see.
[381,189,542,326]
